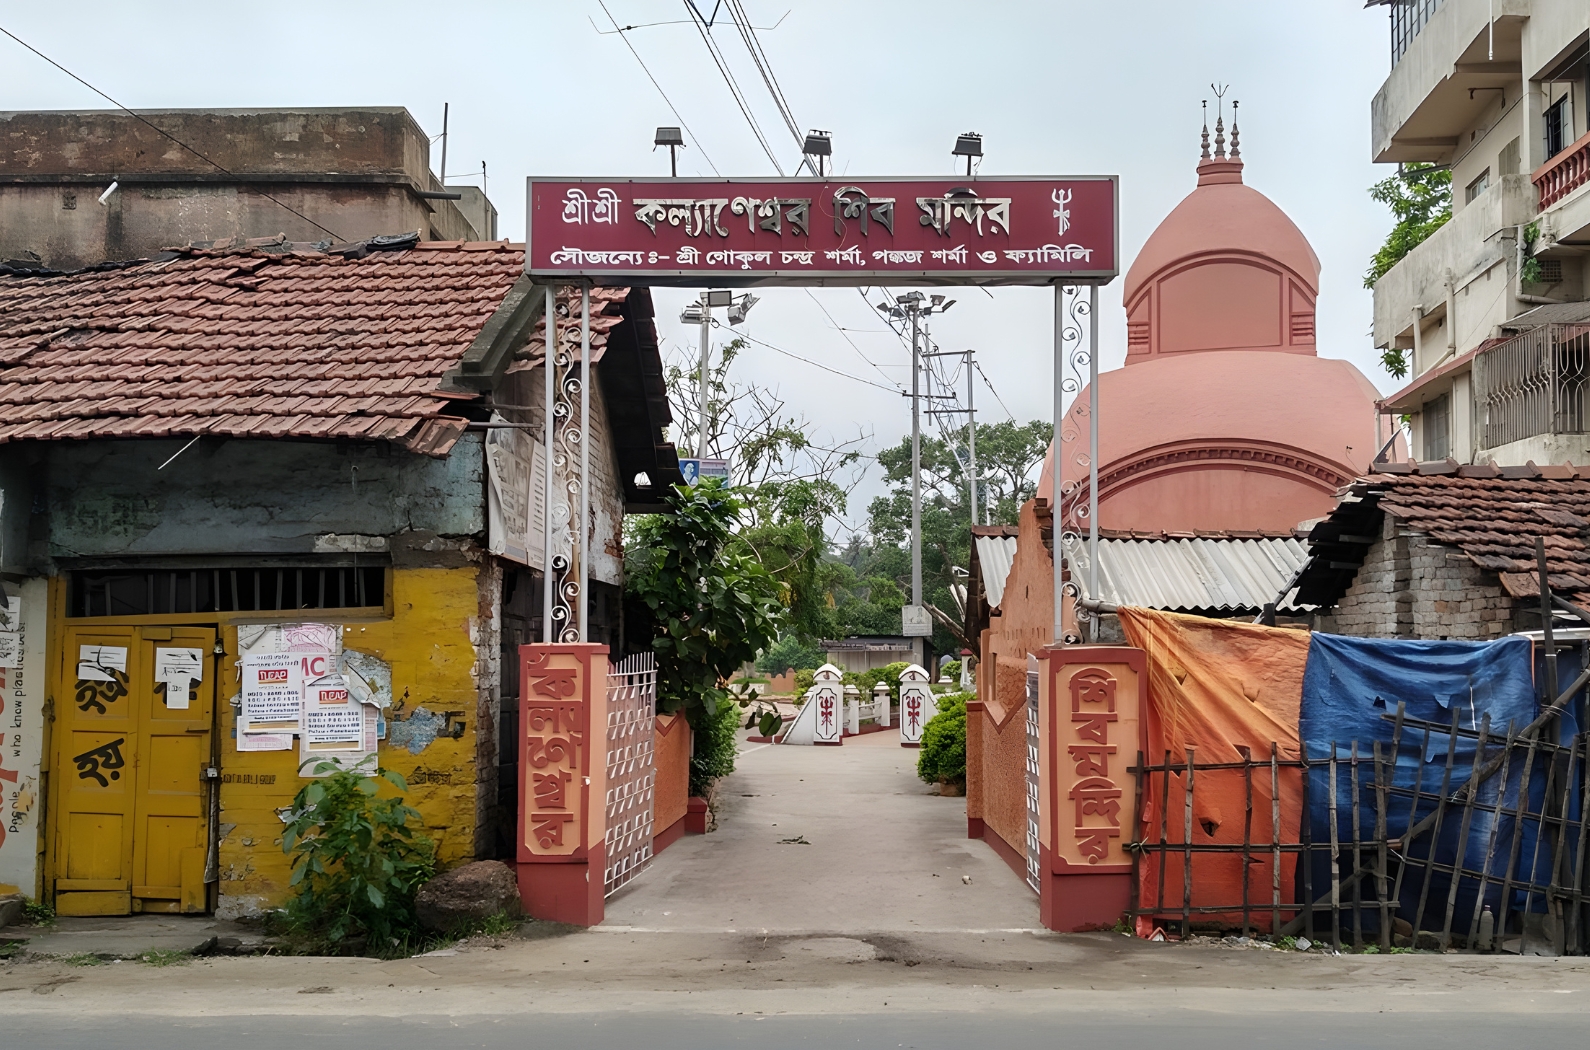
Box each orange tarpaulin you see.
[1116,608,1309,933]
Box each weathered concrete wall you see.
[215,567,491,919]
[1315,512,1520,640]
[0,108,492,267]
[31,437,484,566]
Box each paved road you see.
[9,732,1590,1046]
[9,1007,1590,1049]
[606,728,1036,933]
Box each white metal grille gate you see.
[1024,658,1042,894]
[603,652,657,897]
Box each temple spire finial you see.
[1210,82,1229,159]
[1230,100,1241,159]
[1200,100,1211,160]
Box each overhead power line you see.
[597,1,721,176]
[734,331,902,393]
[0,24,343,242]
[683,0,785,173]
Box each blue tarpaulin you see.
[1300,634,1563,935]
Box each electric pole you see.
[697,299,711,458]
[878,292,955,653]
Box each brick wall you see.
[1316,512,1521,640]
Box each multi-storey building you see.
[1369,0,1590,464]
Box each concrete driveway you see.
[604,728,1038,934]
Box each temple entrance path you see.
[603,728,1039,933]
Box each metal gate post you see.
[516,641,609,926]
[1037,645,1145,932]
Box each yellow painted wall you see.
[211,566,486,918]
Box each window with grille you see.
[1546,95,1573,159]
[69,565,386,618]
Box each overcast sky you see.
[1,2,1396,537]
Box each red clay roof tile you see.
[0,242,541,456]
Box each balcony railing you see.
[1536,129,1590,211]
[1474,323,1590,450]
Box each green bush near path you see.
[917,691,970,787]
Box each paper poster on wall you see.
[155,647,205,710]
[237,622,343,659]
[304,676,363,750]
[299,702,380,777]
[341,650,393,709]
[236,729,295,752]
[0,582,47,898]
[0,631,18,670]
[239,653,302,732]
[76,644,128,683]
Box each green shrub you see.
[757,635,823,676]
[941,659,961,682]
[690,695,742,798]
[848,661,911,701]
[793,667,817,697]
[280,760,435,954]
[917,691,970,785]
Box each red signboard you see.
[525,177,1117,286]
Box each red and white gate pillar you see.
[517,642,609,926]
[1037,645,1144,932]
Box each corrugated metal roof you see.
[1068,536,1311,613]
[974,534,1018,610]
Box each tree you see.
[1365,164,1452,379]
[624,478,784,726]
[867,420,1051,651]
[664,335,868,644]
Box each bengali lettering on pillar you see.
[519,647,601,862]
[1044,649,1143,874]
[527,177,1117,287]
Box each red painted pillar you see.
[1037,645,1145,933]
[516,642,608,926]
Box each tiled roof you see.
[1297,462,1590,606]
[0,238,535,456]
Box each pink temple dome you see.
[1037,118,1390,535]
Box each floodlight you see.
[654,126,685,176]
[706,289,733,308]
[802,129,832,177]
[680,304,705,324]
[952,132,983,176]
[727,293,759,325]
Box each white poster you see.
[299,703,380,777]
[236,729,294,752]
[76,644,127,683]
[304,676,362,749]
[0,582,46,896]
[155,647,205,710]
[238,653,302,732]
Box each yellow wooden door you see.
[131,628,215,914]
[53,626,215,916]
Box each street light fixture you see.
[952,132,983,177]
[802,130,832,178]
[683,291,758,457]
[654,126,685,177]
